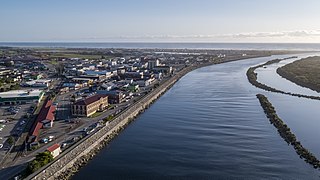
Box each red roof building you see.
[47,143,61,158]
[29,100,56,142]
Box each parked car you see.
[61,143,67,148]
[40,138,49,144]
[48,136,55,142]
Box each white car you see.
[0,144,3,148]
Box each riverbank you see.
[23,54,294,180]
[277,56,320,93]
[23,56,233,180]
[246,57,320,100]
[256,94,320,169]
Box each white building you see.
[147,59,160,69]
[47,144,61,158]
[0,89,44,105]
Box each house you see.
[71,94,108,117]
[100,82,117,91]
[47,144,61,158]
[153,66,173,74]
[134,78,154,87]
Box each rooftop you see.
[0,89,43,99]
[47,143,60,152]
[74,94,108,106]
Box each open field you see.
[277,56,320,93]
[48,53,103,59]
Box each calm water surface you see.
[73,55,320,180]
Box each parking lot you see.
[0,103,35,163]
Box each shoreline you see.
[26,55,269,179]
[22,54,290,180]
[277,57,320,93]
[256,94,320,169]
[246,57,320,101]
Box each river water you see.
[73,54,320,180]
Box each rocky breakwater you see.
[257,94,320,169]
[247,57,320,101]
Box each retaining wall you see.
[25,62,211,180]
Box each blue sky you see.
[1,0,320,42]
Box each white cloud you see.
[78,30,320,42]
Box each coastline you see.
[277,57,320,93]
[246,57,320,101]
[23,54,272,180]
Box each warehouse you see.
[0,89,44,105]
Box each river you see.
[73,54,320,179]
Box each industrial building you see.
[0,89,44,105]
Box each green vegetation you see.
[246,57,320,100]
[55,62,65,77]
[257,94,320,169]
[103,115,114,123]
[48,59,58,65]
[26,151,54,174]
[7,136,15,145]
[277,56,320,93]
[90,111,104,118]
[0,77,21,92]
[49,53,103,59]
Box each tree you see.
[7,136,15,145]
[26,151,54,174]
[26,160,42,174]
[55,63,65,77]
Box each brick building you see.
[71,94,108,117]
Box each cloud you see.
[80,30,320,42]
[231,30,320,38]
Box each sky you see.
[1,0,320,43]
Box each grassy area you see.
[277,56,320,92]
[90,111,104,118]
[49,53,103,59]
[48,60,58,65]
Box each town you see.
[0,47,280,179]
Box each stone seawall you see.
[25,62,213,180]
[25,55,269,180]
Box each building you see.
[47,144,61,158]
[147,59,160,69]
[22,79,51,88]
[0,89,44,106]
[41,104,56,128]
[63,83,82,90]
[29,100,56,142]
[71,94,108,117]
[97,90,125,104]
[135,78,154,87]
[153,66,173,74]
